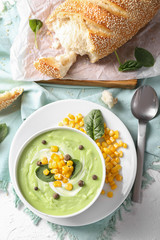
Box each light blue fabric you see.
[0,3,160,240]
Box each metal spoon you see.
[131,85,159,203]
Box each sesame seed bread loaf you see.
[0,87,24,111]
[34,0,160,78]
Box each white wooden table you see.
[1,168,160,240]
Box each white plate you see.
[9,99,137,227]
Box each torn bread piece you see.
[0,87,24,111]
[34,51,77,78]
[101,90,117,109]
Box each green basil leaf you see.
[0,123,9,143]
[70,159,82,179]
[29,19,43,49]
[29,19,43,33]
[84,109,104,140]
[119,60,142,72]
[135,47,155,67]
[35,20,43,33]
[35,164,55,182]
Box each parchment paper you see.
[10,0,160,81]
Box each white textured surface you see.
[1,169,160,240]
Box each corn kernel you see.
[115,164,122,171]
[110,146,116,153]
[110,154,115,158]
[57,162,63,168]
[58,168,62,174]
[41,157,48,165]
[111,159,117,166]
[106,128,110,133]
[97,142,101,147]
[123,143,128,148]
[67,160,73,166]
[43,169,49,175]
[65,173,71,178]
[68,114,75,120]
[111,166,118,173]
[58,122,63,126]
[107,191,113,198]
[48,163,54,169]
[79,128,85,132]
[111,184,117,190]
[59,154,64,160]
[75,123,80,129]
[104,123,107,128]
[52,162,58,169]
[107,172,112,177]
[79,121,84,127]
[114,151,119,157]
[106,163,113,170]
[62,165,69,173]
[65,183,73,191]
[114,130,119,139]
[109,180,116,186]
[108,176,114,182]
[63,118,69,125]
[110,137,115,143]
[53,181,62,187]
[102,142,108,148]
[54,174,63,180]
[109,130,114,136]
[112,172,118,178]
[105,178,108,183]
[118,140,123,147]
[69,120,75,128]
[113,143,119,149]
[50,169,58,174]
[107,140,111,145]
[60,160,65,166]
[62,178,68,183]
[115,157,120,163]
[101,189,105,195]
[106,156,111,161]
[102,152,107,159]
[51,146,59,152]
[77,113,83,120]
[119,151,123,157]
[69,165,74,171]
[75,116,79,123]
[116,174,123,181]
[103,148,111,154]
[51,154,60,162]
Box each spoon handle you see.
[132,120,147,203]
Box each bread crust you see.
[34,58,62,78]
[0,88,24,111]
[35,0,160,77]
[46,0,160,62]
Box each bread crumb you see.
[101,90,117,109]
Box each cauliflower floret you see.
[101,90,117,109]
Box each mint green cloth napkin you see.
[0,3,160,240]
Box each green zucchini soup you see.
[17,128,104,216]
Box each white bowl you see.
[13,127,106,219]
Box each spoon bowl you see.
[131,85,159,122]
[131,85,159,203]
